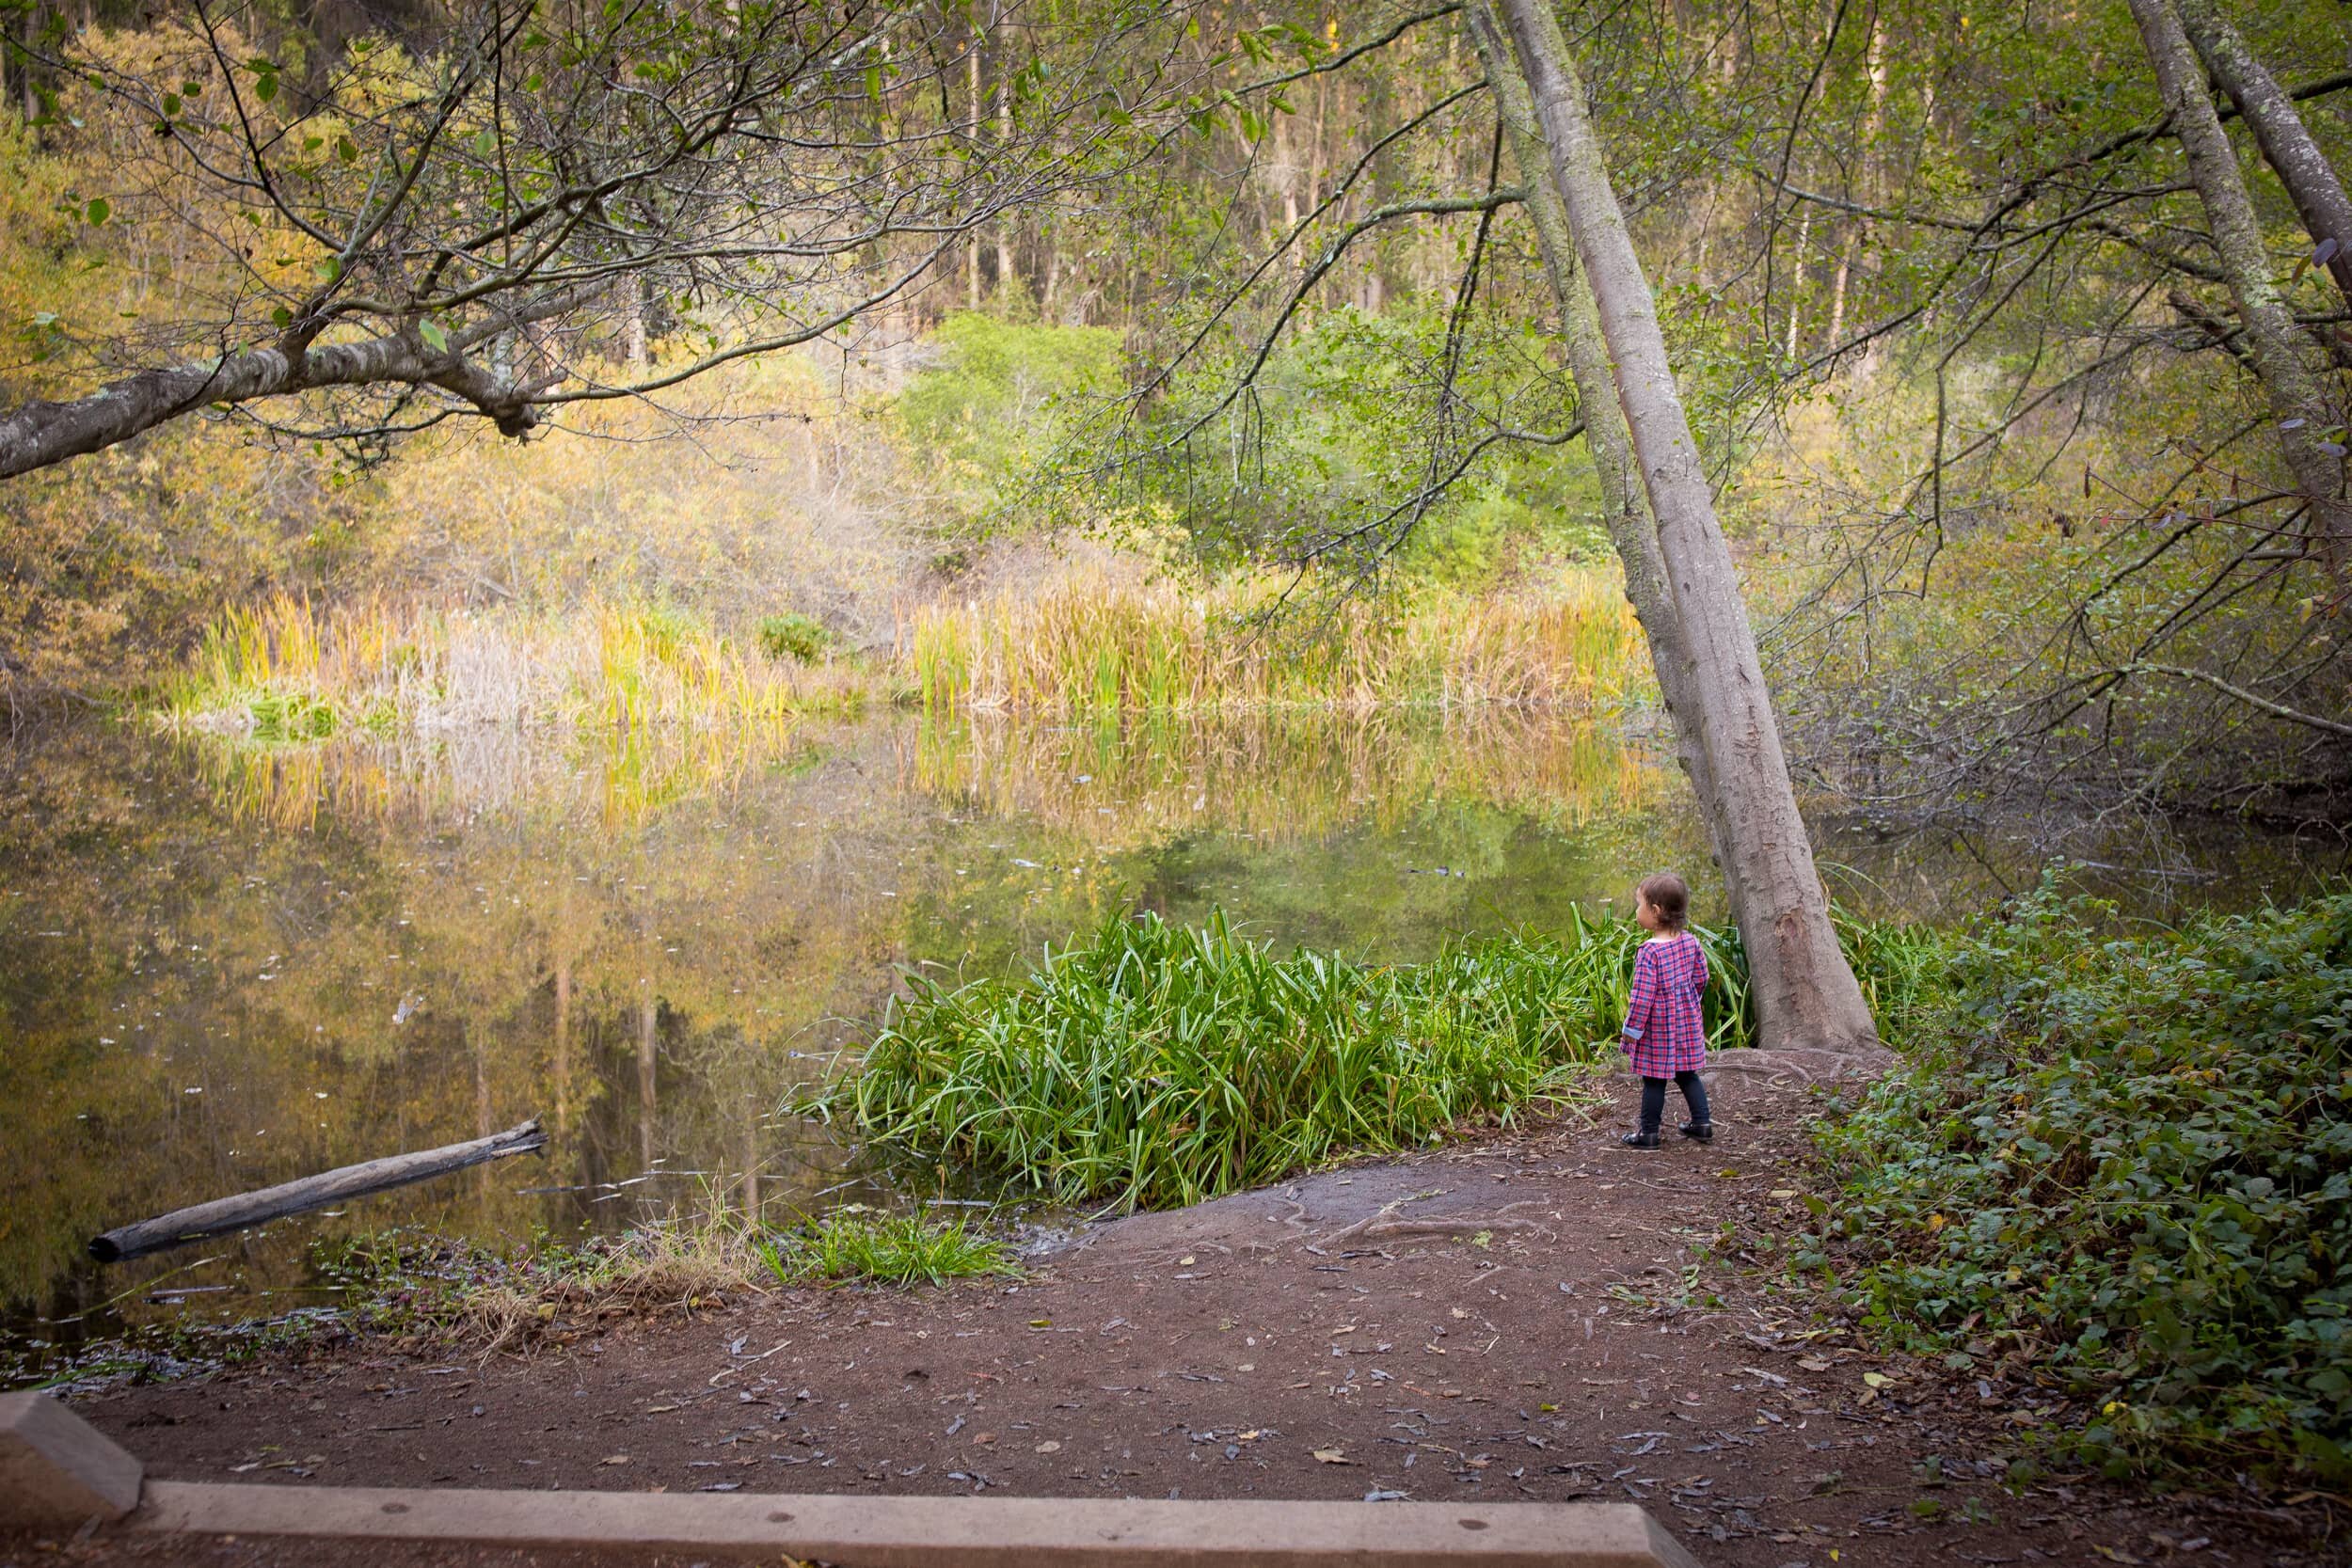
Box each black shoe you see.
[1679,1120,1714,1142]
[1621,1131,1661,1148]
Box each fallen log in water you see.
[89,1118,548,1263]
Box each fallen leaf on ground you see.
[1312,1449,1357,1465]
[599,1455,629,1466]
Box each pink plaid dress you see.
[1620,933,1709,1076]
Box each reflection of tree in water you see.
[6,707,2318,1363]
[0,721,911,1344]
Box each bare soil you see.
[8,1077,2345,1568]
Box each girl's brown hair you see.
[1637,872,1690,930]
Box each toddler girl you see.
[1618,872,1713,1148]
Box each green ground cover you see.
[1807,879,2352,1482]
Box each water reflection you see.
[0,709,1692,1369]
[2,708,2338,1379]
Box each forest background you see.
[0,0,2344,832]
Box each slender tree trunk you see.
[623,277,647,367]
[967,40,983,311]
[1495,0,1881,1057]
[21,6,39,125]
[2171,0,2352,309]
[993,30,1014,297]
[1276,103,1301,233]
[1307,69,1331,230]
[2128,0,2351,576]
[1466,1,1744,934]
[1827,244,1851,346]
[1785,205,1812,358]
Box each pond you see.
[1,708,2336,1384]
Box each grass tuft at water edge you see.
[755,1210,1022,1290]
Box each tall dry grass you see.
[902,569,1645,715]
[161,565,1646,745]
[162,595,866,740]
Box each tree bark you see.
[2171,0,2352,309]
[967,39,984,310]
[0,332,540,480]
[89,1119,547,1263]
[624,277,648,367]
[994,25,1015,297]
[1494,0,1881,1056]
[1465,1,1747,935]
[2128,0,2351,576]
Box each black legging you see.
[1638,1071,1710,1133]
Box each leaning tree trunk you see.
[2171,0,2352,310]
[2129,0,2352,577]
[1495,0,1881,1057]
[1464,1,1749,936]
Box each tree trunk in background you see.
[21,6,39,125]
[994,28,1014,296]
[2129,0,2352,576]
[624,277,647,367]
[966,42,983,311]
[1465,1,1747,937]
[1494,0,1882,1057]
[2171,0,2352,309]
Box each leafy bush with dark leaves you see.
[1810,879,2352,1481]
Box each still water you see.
[1,708,2336,1379]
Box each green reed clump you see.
[1807,877,2352,1483]
[757,611,835,664]
[755,1210,1020,1289]
[802,909,1756,1212]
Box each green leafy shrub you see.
[755,1210,1019,1289]
[1809,878,2352,1481]
[802,908,1765,1211]
[757,611,834,664]
[896,313,1123,530]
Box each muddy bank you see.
[11,1078,2344,1568]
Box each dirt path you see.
[10,1078,2345,1568]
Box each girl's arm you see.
[1621,943,1658,1048]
